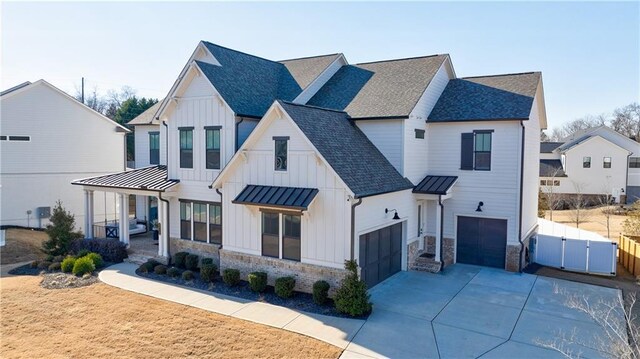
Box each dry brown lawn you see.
[544,207,628,239]
[0,229,48,264]
[0,276,342,359]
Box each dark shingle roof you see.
[540,142,564,153]
[196,42,302,118]
[72,165,179,191]
[278,101,414,198]
[539,160,566,177]
[413,175,458,195]
[233,185,319,211]
[428,72,541,122]
[280,54,342,90]
[307,55,448,119]
[128,101,162,126]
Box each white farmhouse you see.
[0,80,128,231]
[73,42,547,291]
[540,126,640,204]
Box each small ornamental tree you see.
[42,201,83,256]
[334,260,372,317]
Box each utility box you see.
[37,207,51,218]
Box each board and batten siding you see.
[219,113,351,269]
[356,119,404,174]
[134,124,162,168]
[424,121,522,244]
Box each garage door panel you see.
[391,223,403,252]
[379,227,391,258]
[359,223,403,288]
[366,231,379,266]
[457,216,507,269]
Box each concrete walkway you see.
[99,263,365,349]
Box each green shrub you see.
[37,261,52,270]
[248,271,268,293]
[200,263,217,283]
[223,269,240,286]
[76,249,90,258]
[61,256,76,273]
[30,260,39,268]
[174,252,188,268]
[72,256,95,276]
[146,259,160,267]
[334,260,372,317]
[48,262,62,271]
[185,254,199,271]
[182,270,194,281]
[84,252,104,268]
[154,265,167,275]
[275,276,296,298]
[167,267,180,278]
[45,254,54,262]
[138,263,149,273]
[140,260,156,272]
[201,257,214,266]
[42,201,83,256]
[313,280,330,305]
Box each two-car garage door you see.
[456,216,507,269]
[359,223,403,288]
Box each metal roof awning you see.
[72,165,179,192]
[232,185,319,211]
[413,175,458,195]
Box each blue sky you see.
[2,1,638,130]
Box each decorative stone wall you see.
[170,238,220,267]
[219,249,348,296]
[505,235,533,272]
[406,239,420,270]
[424,236,455,266]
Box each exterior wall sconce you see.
[385,208,400,220]
[476,201,484,212]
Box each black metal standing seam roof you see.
[413,175,458,195]
[233,185,319,211]
[540,142,564,153]
[278,101,414,198]
[71,165,179,191]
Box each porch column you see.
[158,197,169,258]
[435,199,442,263]
[87,190,95,239]
[118,193,130,246]
[84,190,91,238]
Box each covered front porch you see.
[72,165,179,261]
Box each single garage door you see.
[456,216,507,269]
[359,223,403,288]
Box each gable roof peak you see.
[201,41,281,65]
[279,53,343,63]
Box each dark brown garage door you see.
[359,223,403,288]
[456,216,507,269]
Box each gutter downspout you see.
[215,188,223,248]
[625,153,631,204]
[350,197,363,260]
[438,195,445,271]
[162,119,169,166]
[517,121,526,273]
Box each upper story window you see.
[630,157,640,168]
[603,157,612,169]
[0,135,30,141]
[583,156,591,168]
[461,130,492,171]
[179,127,193,169]
[205,126,221,170]
[415,129,425,139]
[274,136,289,171]
[149,132,160,165]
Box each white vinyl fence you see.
[533,219,617,276]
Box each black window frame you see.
[193,203,207,242]
[282,214,301,261]
[260,210,301,262]
[274,136,289,171]
[415,129,425,139]
[179,127,194,169]
[209,203,222,245]
[205,126,221,170]
[0,136,6,141]
[631,157,640,168]
[603,157,612,169]
[261,212,280,258]
[180,201,191,240]
[149,131,160,165]
[583,156,591,168]
[473,130,492,171]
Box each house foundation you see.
[424,236,455,266]
[169,238,221,268]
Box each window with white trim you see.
[179,200,222,244]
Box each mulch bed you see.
[137,268,369,319]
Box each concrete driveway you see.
[342,264,623,359]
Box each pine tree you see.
[334,260,372,316]
[42,201,83,256]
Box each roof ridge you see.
[460,71,540,80]
[278,100,349,115]
[201,40,284,67]
[279,53,342,63]
[356,54,447,66]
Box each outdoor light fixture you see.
[476,201,484,212]
[385,208,401,220]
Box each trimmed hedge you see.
[61,256,76,273]
[76,249,90,258]
[248,271,267,293]
[313,280,330,305]
[182,270,194,281]
[167,267,181,278]
[200,263,217,283]
[70,238,128,263]
[185,254,199,271]
[275,276,296,298]
[223,269,240,286]
[201,257,214,266]
[72,256,95,276]
[154,265,168,275]
[173,252,188,269]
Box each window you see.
[149,132,160,165]
[261,212,280,258]
[0,136,6,141]
[540,180,546,186]
[282,214,301,261]
[205,127,221,169]
[583,156,591,168]
[603,157,612,169]
[274,136,289,171]
[474,131,492,170]
[209,203,222,244]
[554,180,560,186]
[193,203,207,242]
[631,157,640,168]
[540,179,560,186]
[128,195,136,219]
[179,128,193,168]
[0,135,30,141]
[415,129,425,139]
[180,202,191,240]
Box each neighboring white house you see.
[540,126,640,203]
[73,41,547,291]
[0,80,128,232]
